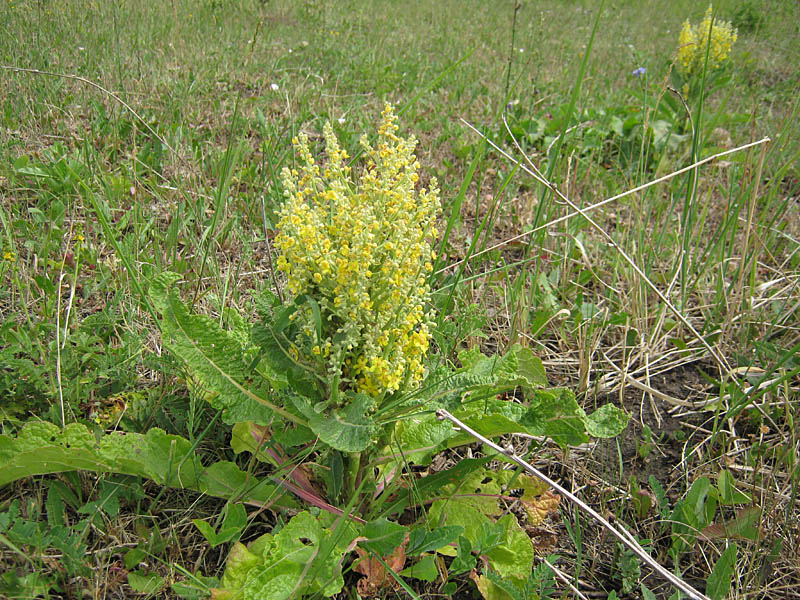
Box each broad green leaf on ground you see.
[213,511,359,600]
[399,554,438,582]
[518,388,589,447]
[430,467,506,516]
[470,570,518,600]
[149,272,297,427]
[458,344,548,390]
[581,402,629,438]
[428,500,533,581]
[390,412,456,466]
[484,514,535,581]
[359,518,408,556]
[291,393,377,452]
[0,421,293,509]
[428,501,490,556]
[389,385,627,468]
[706,543,738,600]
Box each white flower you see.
[271,83,280,91]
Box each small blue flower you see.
[632,66,646,78]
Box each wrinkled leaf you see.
[582,402,629,438]
[149,272,296,426]
[292,393,377,452]
[0,421,293,509]
[213,512,359,600]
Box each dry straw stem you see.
[447,119,770,277]
[460,116,771,393]
[1,65,186,167]
[435,408,711,600]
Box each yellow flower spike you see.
[275,105,440,397]
[677,4,737,76]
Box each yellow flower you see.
[3,251,15,263]
[275,104,440,398]
[678,5,737,76]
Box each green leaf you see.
[327,451,344,502]
[192,502,247,548]
[149,272,300,426]
[671,477,714,555]
[0,421,293,509]
[218,542,262,590]
[717,470,751,505]
[458,344,547,390]
[582,402,629,438]
[706,544,737,600]
[428,475,533,582]
[449,536,476,575]
[360,518,408,556]
[519,388,589,448]
[171,573,219,600]
[292,393,377,452]
[484,514,534,582]
[124,548,147,570]
[213,512,359,600]
[128,571,165,594]
[407,525,464,555]
[399,554,438,582]
[192,519,220,547]
[475,570,519,600]
[391,411,457,466]
[640,584,658,600]
[429,501,487,554]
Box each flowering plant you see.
[671,4,738,110]
[677,5,737,77]
[100,107,628,599]
[274,104,440,402]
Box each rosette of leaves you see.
[0,110,630,600]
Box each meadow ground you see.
[1,1,799,598]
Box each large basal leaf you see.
[458,344,548,390]
[581,402,629,438]
[517,388,589,447]
[0,421,293,509]
[214,511,359,600]
[391,385,628,467]
[428,499,533,582]
[149,272,298,427]
[291,393,377,453]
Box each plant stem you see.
[345,452,362,503]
